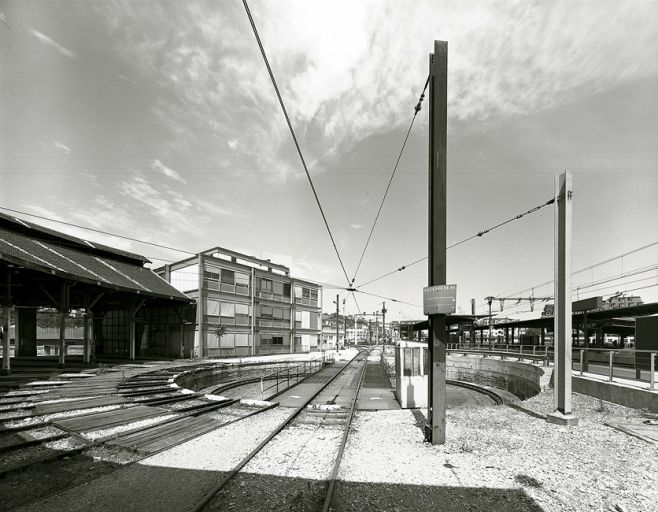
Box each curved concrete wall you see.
[447,355,543,400]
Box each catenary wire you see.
[350,76,430,285]
[0,205,196,256]
[241,0,351,286]
[356,196,556,289]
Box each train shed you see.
[0,212,195,374]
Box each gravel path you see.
[336,392,657,512]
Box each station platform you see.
[356,358,400,411]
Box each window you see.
[261,279,272,292]
[221,269,234,285]
[294,285,303,303]
[235,272,249,294]
[284,284,291,299]
[310,312,318,330]
[273,308,283,320]
[272,336,283,345]
[310,289,318,306]
[205,300,220,317]
[220,303,235,317]
[295,311,302,329]
[301,311,310,329]
[261,334,272,344]
[235,334,250,347]
[273,281,284,297]
[261,306,272,319]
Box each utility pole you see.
[335,294,340,352]
[548,170,578,426]
[381,302,387,348]
[374,312,379,345]
[368,319,372,345]
[427,40,448,445]
[485,296,495,344]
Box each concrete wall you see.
[446,355,543,400]
[396,354,544,407]
[573,376,658,413]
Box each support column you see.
[129,299,145,361]
[427,40,448,445]
[2,306,10,375]
[58,283,70,368]
[548,170,578,425]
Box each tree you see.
[212,323,226,345]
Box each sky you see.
[1,0,657,321]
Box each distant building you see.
[602,295,642,309]
[346,326,369,344]
[542,295,643,317]
[321,327,344,351]
[157,247,322,357]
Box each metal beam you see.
[428,40,448,445]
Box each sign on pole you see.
[423,284,457,315]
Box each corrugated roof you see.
[0,211,150,264]
[0,227,189,301]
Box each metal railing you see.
[259,356,330,398]
[447,343,657,390]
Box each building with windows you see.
[157,247,322,357]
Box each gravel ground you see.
[336,392,657,512]
[141,406,295,472]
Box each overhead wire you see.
[356,196,556,289]
[350,76,430,285]
[0,205,195,257]
[241,0,351,287]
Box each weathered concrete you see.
[572,375,658,413]
[447,355,543,400]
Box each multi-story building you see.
[157,247,322,357]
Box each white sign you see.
[423,284,457,315]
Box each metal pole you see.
[650,353,655,390]
[548,170,577,425]
[382,302,387,349]
[428,40,448,445]
[2,271,11,375]
[335,294,340,352]
[609,351,614,382]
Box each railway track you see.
[189,349,370,512]
[0,359,309,511]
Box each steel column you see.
[427,40,448,445]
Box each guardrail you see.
[447,343,657,390]
[259,355,330,398]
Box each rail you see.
[447,343,657,390]
[188,349,365,512]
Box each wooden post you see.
[548,170,578,425]
[428,40,448,445]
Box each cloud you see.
[29,27,77,58]
[53,141,71,154]
[0,12,9,28]
[97,0,658,180]
[117,73,140,86]
[151,159,186,183]
[227,138,238,150]
[350,224,364,230]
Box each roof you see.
[0,212,150,265]
[0,224,190,302]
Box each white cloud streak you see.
[151,159,187,183]
[29,27,77,58]
[53,141,71,154]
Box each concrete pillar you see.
[548,170,578,425]
[83,312,91,364]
